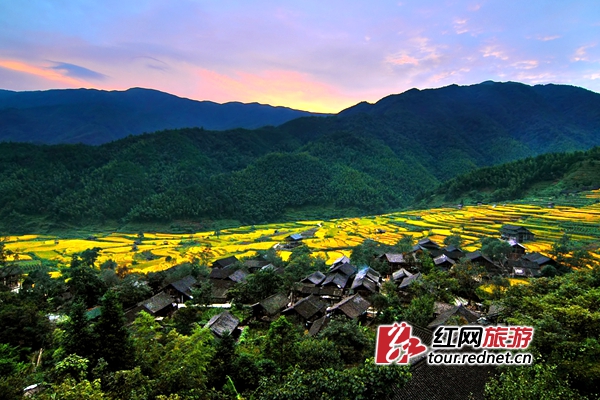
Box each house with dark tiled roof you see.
[301,271,326,286]
[164,275,197,303]
[327,293,371,320]
[433,254,456,271]
[522,252,556,268]
[212,256,239,269]
[427,304,480,329]
[331,255,350,268]
[243,259,271,273]
[441,245,465,260]
[205,311,240,338]
[125,291,176,323]
[328,262,357,277]
[507,239,527,257]
[350,267,381,297]
[228,269,249,284]
[252,292,289,320]
[398,272,422,291]
[308,315,330,336]
[322,272,352,290]
[392,268,413,282]
[500,224,535,243]
[465,251,501,275]
[283,295,327,322]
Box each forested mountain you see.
[417,146,600,206]
[0,88,326,144]
[1,81,600,232]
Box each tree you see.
[262,316,300,371]
[228,268,285,304]
[93,290,132,371]
[62,301,94,361]
[480,237,512,267]
[318,319,373,365]
[394,235,415,253]
[443,234,463,247]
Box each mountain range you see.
[1,81,600,232]
[0,87,326,144]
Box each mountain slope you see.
[2,81,600,232]
[0,88,326,144]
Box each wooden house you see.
[164,275,197,303]
[350,267,381,297]
[433,254,456,271]
[212,256,239,269]
[301,271,326,286]
[205,311,240,338]
[125,291,176,324]
[327,294,371,320]
[500,225,535,243]
[252,292,290,320]
[283,295,327,323]
[464,251,502,275]
[392,268,413,283]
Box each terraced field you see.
[4,190,600,274]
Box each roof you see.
[417,238,440,249]
[213,256,239,269]
[322,272,351,289]
[331,255,350,267]
[392,268,413,281]
[522,252,553,265]
[141,291,175,314]
[169,275,197,296]
[229,269,249,283]
[308,315,330,336]
[507,239,526,249]
[283,295,327,320]
[427,304,480,329]
[443,245,460,253]
[399,272,422,290]
[329,262,357,277]
[350,267,381,292]
[433,302,455,316]
[287,233,303,241]
[382,253,405,263]
[86,306,101,320]
[255,292,289,316]
[433,254,456,266]
[209,265,236,279]
[205,311,239,337]
[501,224,533,234]
[301,271,326,285]
[327,294,371,319]
[465,251,495,265]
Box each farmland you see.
[4,190,600,274]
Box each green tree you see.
[443,234,463,247]
[262,316,300,371]
[62,301,94,361]
[93,290,132,371]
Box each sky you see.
[1,1,599,113]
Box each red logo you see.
[375,322,427,365]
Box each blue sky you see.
[1,0,599,112]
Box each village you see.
[117,223,555,342]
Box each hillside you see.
[2,81,600,233]
[0,87,326,144]
[417,147,600,207]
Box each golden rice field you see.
[4,196,600,274]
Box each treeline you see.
[418,146,600,205]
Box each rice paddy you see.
[4,192,600,274]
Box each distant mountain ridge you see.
[1,81,600,232]
[0,87,327,144]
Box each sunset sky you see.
[1,1,599,113]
